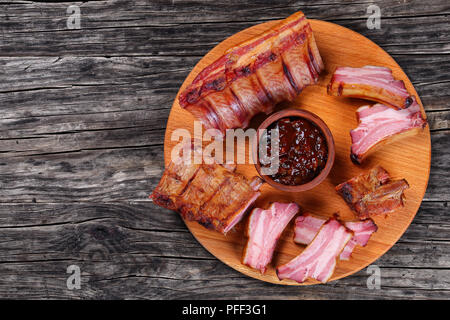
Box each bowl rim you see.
[252,108,336,192]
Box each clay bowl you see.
[253,108,335,192]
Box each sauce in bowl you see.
[262,117,328,186]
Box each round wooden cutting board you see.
[163,19,431,285]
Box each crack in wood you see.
[0,0,448,299]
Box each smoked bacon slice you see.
[350,98,427,164]
[242,202,299,274]
[336,166,409,219]
[151,150,263,234]
[179,11,324,136]
[327,65,413,109]
[292,213,326,245]
[339,219,378,260]
[277,217,353,283]
[293,213,377,260]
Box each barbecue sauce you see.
[262,117,328,186]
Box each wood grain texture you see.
[164,18,431,285]
[0,202,448,299]
[0,0,449,299]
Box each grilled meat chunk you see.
[151,152,263,234]
[327,65,413,109]
[336,166,409,219]
[179,11,324,136]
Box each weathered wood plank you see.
[0,56,190,93]
[0,201,448,299]
[414,81,450,112]
[0,121,165,157]
[1,17,448,57]
[0,53,448,126]
[1,259,448,299]
[0,0,448,299]
[0,201,447,251]
[2,0,449,29]
[0,1,449,56]
[424,131,450,201]
[3,0,450,27]
[0,201,447,272]
[0,130,448,202]
[0,83,178,120]
[0,146,165,203]
[0,56,186,121]
[1,92,448,137]
[0,55,445,202]
[1,109,169,138]
[0,55,448,121]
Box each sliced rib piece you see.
[350,98,427,164]
[277,217,353,283]
[243,202,299,274]
[293,213,326,245]
[151,149,263,234]
[336,166,410,219]
[339,219,378,260]
[327,65,413,109]
[179,11,323,136]
[199,174,263,233]
[151,160,201,211]
[293,213,377,260]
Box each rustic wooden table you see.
[0,0,449,299]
